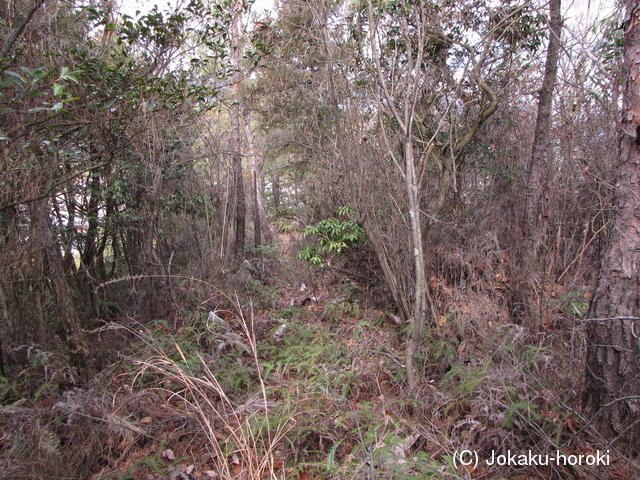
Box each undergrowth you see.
[0,260,636,479]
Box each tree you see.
[0,0,46,59]
[523,0,562,246]
[352,0,538,390]
[584,0,640,451]
[230,0,247,256]
[364,0,432,392]
[0,0,230,365]
[253,0,546,391]
[249,0,341,219]
[244,110,273,246]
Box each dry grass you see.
[129,302,295,479]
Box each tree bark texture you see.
[523,0,561,242]
[584,0,640,451]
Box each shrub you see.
[298,206,366,267]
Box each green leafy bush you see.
[298,206,366,267]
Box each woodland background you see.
[1,0,639,478]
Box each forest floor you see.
[1,229,638,480]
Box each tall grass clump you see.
[130,298,296,479]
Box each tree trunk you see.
[272,167,281,212]
[0,284,8,375]
[80,170,100,317]
[583,0,640,452]
[523,0,561,242]
[0,339,5,376]
[231,2,246,256]
[0,0,45,59]
[244,112,272,246]
[34,197,88,371]
[232,113,246,256]
[143,163,164,317]
[404,136,430,392]
[366,0,431,392]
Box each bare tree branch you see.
[1,0,46,60]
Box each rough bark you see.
[584,0,640,451]
[523,0,562,241]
